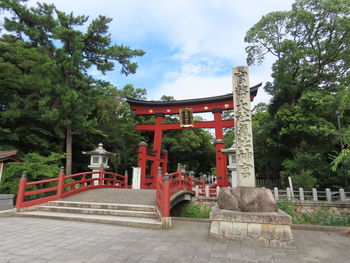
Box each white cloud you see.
[35,0,293,59]
[31,0,293,104]
[152,67,272,107]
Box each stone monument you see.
[210,67,294,247]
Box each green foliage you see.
[278,202,350,226]
[246,0,350,189]
[331,149,350,171]
[281,152,323,189]
[277,202,297,221]
[162,128,215,174]
[0,152,64,195]
[0,0,144,174]
[181,204,211,219]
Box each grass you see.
[180,204,211,219]
[278,202,350,226]
[179,202,350,226]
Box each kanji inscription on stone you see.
[232,66,256,187]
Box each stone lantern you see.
[220,141,237,187]
[82,143,116,185]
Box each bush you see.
[278,202,350,226]
[0,152,64,195]
[181,204,211,219]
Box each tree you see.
[245,0,350,188]
[160,95,175,102]
[0,152,64,195]
[0,0,145,174]
[246,0,350,111]
[0,34,62,154]
[162,128,215,174]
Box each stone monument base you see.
[210,205,295,248]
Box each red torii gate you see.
[126,83,260,189]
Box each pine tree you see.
[0,0,145,174]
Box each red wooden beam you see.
[130,99,235,115]
[136,120,234,131]
[126,84,261,116]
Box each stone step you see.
[48,201,156,212]
[15,211,163,229]
[36,205,158,219]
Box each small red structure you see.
[126,83,260,189]
[0,150,23,183]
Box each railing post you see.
[286,187,291,201]
[16,172,28,208]
[164,172,169,182]
[205,185,210,197]
[163,173,170,217]
[299,188,304,201]
[274,187,279,201]
[156,167,162,192]
[312,188,318,201]
[57,166,65,199]
[177,163,182,174]
[81,173,86,188]
[326,188,331,202]
[124,170,129,188]
[99,167,104,186]
[339,188,345,202]
[216,186,220,197]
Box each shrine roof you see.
[126,83,261,107]
[82,143,116,157]
[0,150,23,163]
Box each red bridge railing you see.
[16,167,128,208]
[156,166,218,217]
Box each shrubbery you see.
[181,204,211,219]
[0,152,64,195]
[278,202,350,226]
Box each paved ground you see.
[0,216,349,263]
[64,189,156,205]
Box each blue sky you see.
[32,0,295,106]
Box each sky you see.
[27,0,294,106]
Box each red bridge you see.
[15,166,217,224]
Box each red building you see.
[0,150,23,183]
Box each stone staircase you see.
[15,200,162,229]
[14,189,163,229]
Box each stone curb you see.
[172,217,350,233]
[291,223,350,232]
[0,209,15,217]
[172,217,210,223]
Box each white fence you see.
[193,186,350,203]
[273,187,350,202]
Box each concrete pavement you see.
[63,189,156,205]
[0,216,349,263]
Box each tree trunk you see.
[59,128,65,153]
[65,125,72,175]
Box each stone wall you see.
[192,197,217,208]
[193,198,350,217]
[0,194,14,210]
[210,205,294,248]
[291,201,350,217]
